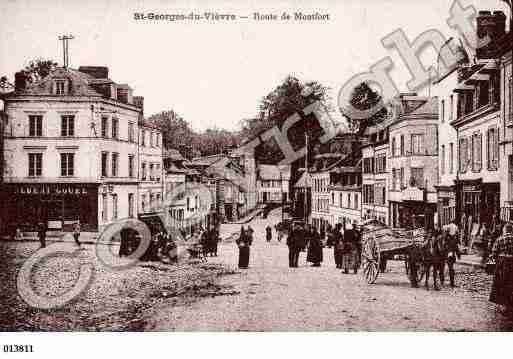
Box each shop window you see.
[29,115,43,137]
[28,153,42,177]
[61,115,75,137]
[60,153,74,177]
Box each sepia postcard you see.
[1,0,513,356]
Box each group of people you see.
[35,221,82,249]
[187,226,221,259]
[119,225,177,262]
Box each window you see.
[459,137,468,173]
[472,132,482,172]
[128,122,135,142]
[363,158,374,174]
[187,197,190,211]
[149,164,154,181]
[111,118,118,139]
[111,153,119,177]
[128,193,134,218]
[449,143,454,174]
[487,127,499,170]
[112,194,118,220]
[411,134,424,155]
[142,162,147,181]
[449,95,454,122]
[441,145,445,175]
[509,77,513,122]
[141,130,146,146]
[339,193,343,208]
[60,153,74,176]
[128,155,135,178]
[441,100,445,123]
[400,168,404,189]
[55,80,65,95]
[411,167,424,188]
[392,137,396,156]
[478,81,490,108]
[363,184,374,204]
[61,115,75,137]
[375,155,386,173]
[392,168,397,190]
[374,182,386,205]
[101,117,108,138]
[102,194,108,221]
[101,152,108,177]
[150,132,154,147]
[28,153,42,177]
[156,133,160,147]
[354,194,359,209]
[141,194,146,212]
[348,193,352,209]
[29,115,43,137]
[400,135,405,155]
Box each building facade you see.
[1,66,148,232]
[256,164,291,204]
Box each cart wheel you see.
[361,236,380,284]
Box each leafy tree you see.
[148,110,195,150]
[21,58,58,84]
[341,82,388,135]
[239,75,332,164]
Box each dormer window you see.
[55,80,67,95]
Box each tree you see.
[239,75,332,164]
[148,110,195,150]
[341,82,388,135]
[21,58,58,84]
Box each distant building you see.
[256,164,291,204]
[329,156,362,228]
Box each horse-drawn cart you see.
[360,220,426,284]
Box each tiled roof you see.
[258,164,291,180]
[404,97,438,117]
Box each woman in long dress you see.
[236,226,252,268]
[490,222,513,313]
[341,224,359,274]
[307,226,323,267]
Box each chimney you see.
[116,84,133,104]
[476,10,506,59]
[133,96,144,110]
[14,72,26,91]
[78,66,109,79]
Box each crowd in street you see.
[235,221,362,273]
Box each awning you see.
[453,84,475,93]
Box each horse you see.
[420,232,446,290]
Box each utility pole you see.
[58,35,74,68]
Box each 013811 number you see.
[3,344,34,353]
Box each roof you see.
[294,171,312,188]
[258,164,291,180]
[164,148,186,162]
[190,154,227,167]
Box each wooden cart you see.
[360,220,426,284]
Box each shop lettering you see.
[16,185,88,195]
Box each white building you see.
[256,164,291,204]
[0,66,161,232]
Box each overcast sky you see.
[0,0,509,132]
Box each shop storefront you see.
[1,183,99,232]
[435,185,456,227]
[455,179,500,225]
[390,201,436,230]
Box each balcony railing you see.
[501,202,513,222]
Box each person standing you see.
[342,223,358,274]
[73,221,81,247]
[287,223,301,267]
[266,225,272,243]
[307,226,323,267]
[236,226,252,268]
[445,223,462,287]
[37,222,47,249]
[333,224,344,269]
[490,222,513,313]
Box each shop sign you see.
[403,186,423,201]
[462,185,479,192]
[14,184,89,196]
